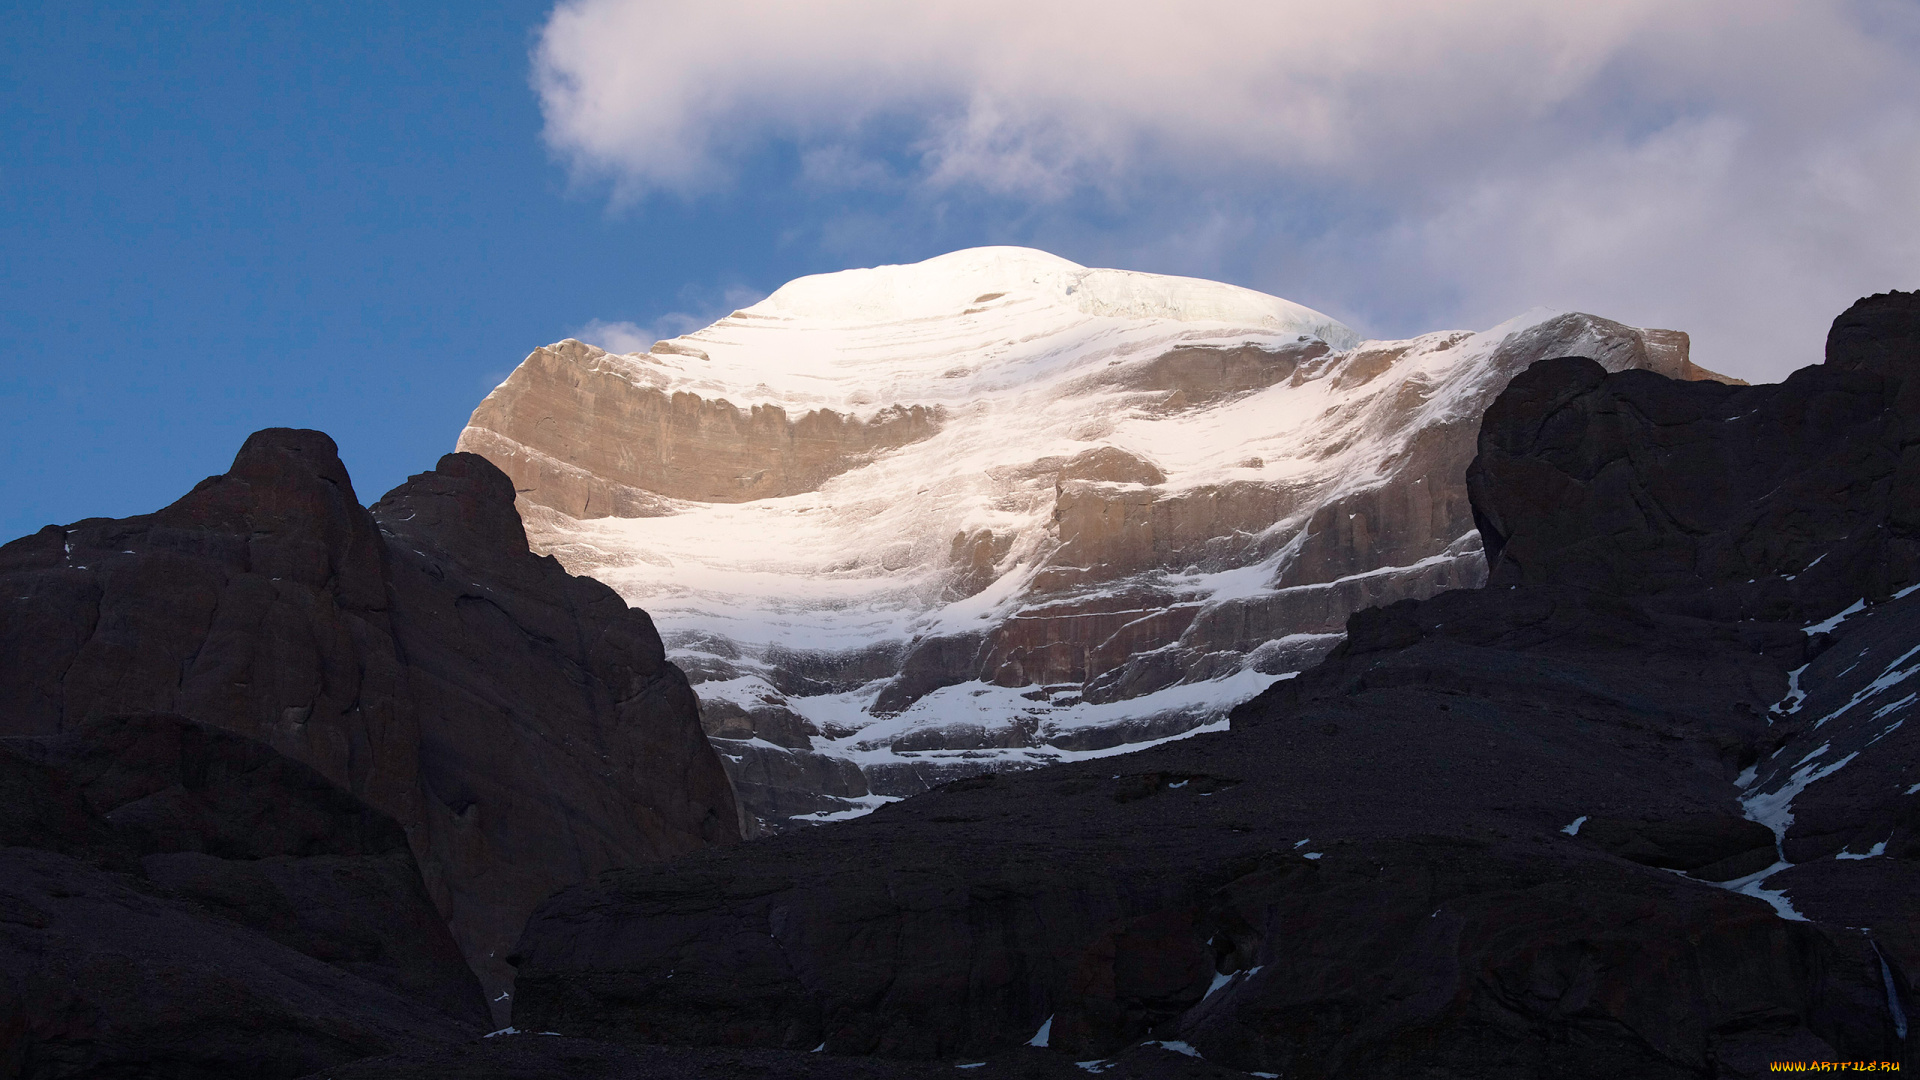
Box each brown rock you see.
[458,339,942,516]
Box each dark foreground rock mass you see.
[0,434,741,1034]
[1,713,481,1077]
[297,1030,1281,1079]
[504,293,1920,1077]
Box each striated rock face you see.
[456,247,1739,831]
[0,432,739,1024]
[501,293,1918,1077]
[1,713,481,1078]
[461,338,943,516]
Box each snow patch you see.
[1745,752,1859,838]
[786,794,903,824]
[1736,869,1809,922]
[1201,971,1236,1001]
[1836,838,1889,860]
[1805,599,1867,635]
[1717,742,1866,922]
[1561,815,1588,836]
[1777,665,1809,716]
[1811,642,1920,730]
[1027,1016,1053,1048]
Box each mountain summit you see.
[458,247,1732,831]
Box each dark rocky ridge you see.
[502,293,1920,1076]
[0,435,741,1025]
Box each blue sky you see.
[5,1,1917,541]
[0,3,899,537]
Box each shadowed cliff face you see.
[461,293,1740,831]
[0,713,484,1078]
[1468,352,1920,606]
[0,432,740,1025]
[502,294,1919,1077]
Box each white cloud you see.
[574,285,769,353]
[534,0,1920,380]
[574,318,654,354]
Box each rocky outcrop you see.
[1468,365,1919,606]
[0,432,739,1023]
[1,713,480,1077]
[458,338,942,515]
[502,294,1918,1075]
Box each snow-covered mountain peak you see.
[742,246,1357,343]
[745,246,1086,323]
[631,247,1359,409]
[459,248,1730,833]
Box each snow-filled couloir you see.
[456,246,1735,832]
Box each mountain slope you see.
[459,247,1734,830]
[1,714,484,1077]
[0,433,740,1024]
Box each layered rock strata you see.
[460,337,942,516]
[0,432,740,1024]
[501,294,1918,1076]
[457,247,1738,830]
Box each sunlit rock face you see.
[458,246,1735,831]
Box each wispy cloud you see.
[534,0,1920,380]
[574,319,655,354]
[573,284,768,353]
